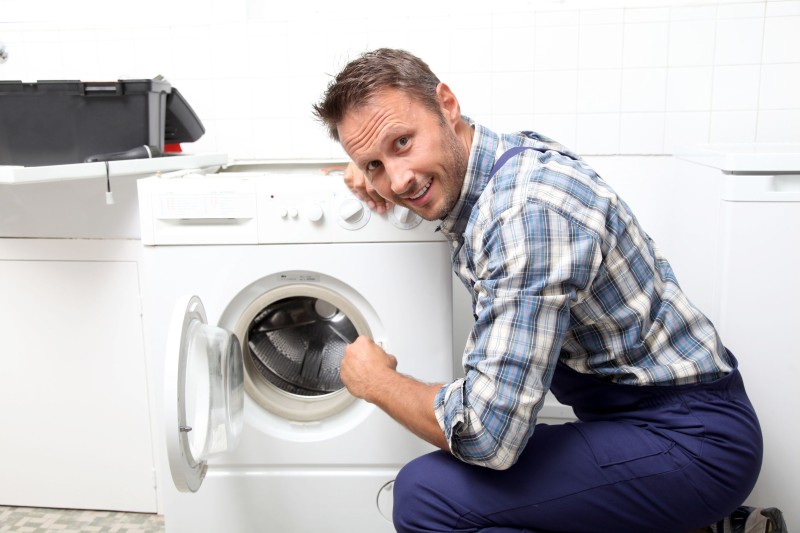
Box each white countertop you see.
[675,143,800,173]
[0,152,230,184]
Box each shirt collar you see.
[439,120,500,240]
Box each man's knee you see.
[393,451,456,532]
[392,455,430,531]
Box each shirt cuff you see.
[434,378,467,455]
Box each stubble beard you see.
[424,123,469,221]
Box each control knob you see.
[339,198,364,223]
[389,205,422,229]
[337,197,370,230]
[305,203,324,222]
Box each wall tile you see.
[212,77,253,120]
[620,112,665,154]
[248,77,290,119]
[251,118,297,159]
[714,17,764,65]
[666,66,713,111]
[215,118,255,159]
[580,8,624,25]
[578,69,622,113]
[536,10,578,27]
[535,25,580,71]
[579,23,623,69]
[449,73,494,117]
[766,1,800,17]
[669,5,717,22]
[577,113,620,154]
[531,113,577,149]
[22,39,64,79]
[624,7,670,23]
[663,111,710,152]
[96,39,138,80]
[167,26,213,80]
[621,68,667,112]
[717,2,766,19]
[209,23,251,79]
[759,63,800,109]
[491,113,537,135]
[133,27,175,79]
[492,72,535,115]
[0,35,27,81]
[762,17,800,63]
[60,39,100,80]
[246,22,291,77]
[757,109,800,142]
[667,19,716,67]
[712,65,761,110]
[709,110,758,142]
[533,70,578,113]
[492,8,536,29]
[623,21,669,68]
[285,73,330,120]
[493,24,537,72]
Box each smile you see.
[409,180,432,201]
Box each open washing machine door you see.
[165,294,245,493]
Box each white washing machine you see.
[137,166,454,532]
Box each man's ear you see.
[436,83,461,125]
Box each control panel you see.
[255,172,440,244]
[137,171,445,245]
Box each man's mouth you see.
[409,179,432,201]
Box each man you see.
[313,48,780,533]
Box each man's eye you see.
[366,161,381,171]
[396,136,409,149]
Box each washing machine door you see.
[164,294,245,493]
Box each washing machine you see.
[137,165,454,532]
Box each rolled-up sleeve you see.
[435,201,599,469]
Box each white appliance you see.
[137,166,454,532]
[677,144,800,530]
[0,154,226,512]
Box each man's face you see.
[337,87,469,221]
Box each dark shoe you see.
[709,506,787,533]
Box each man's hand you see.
[340,336,397,402]
[340,336,450,451]
[344,161,393,214]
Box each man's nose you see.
[386,162,415,196]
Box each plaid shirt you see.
[434,123,732,469]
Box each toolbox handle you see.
[82,82,123,96]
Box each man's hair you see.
[312,48,442,142]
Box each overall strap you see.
[488,146,536,179]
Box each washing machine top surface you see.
[137,167,447,245]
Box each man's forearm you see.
[365,368,450,452]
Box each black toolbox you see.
[0,78,204,167]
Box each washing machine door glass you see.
[164,294,244,493]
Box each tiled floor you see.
[0,506,164,533]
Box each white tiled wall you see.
[1,0,798,160]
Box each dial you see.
[305,203,324,222]
[337,197,370,230]
[339,199,364,223]
[389,205,422,229]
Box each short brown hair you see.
[313,48,442,141]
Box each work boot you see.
[709,506,787,533]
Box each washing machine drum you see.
[247,296,357,396]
